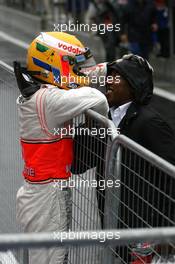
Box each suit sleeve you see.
[46,86,109,125]
[82,63,107,80]
[81,63,107,89]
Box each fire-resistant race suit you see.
[15,62,108,264]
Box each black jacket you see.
[117,102,175,165]
[114,102,175,231]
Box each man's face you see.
[105,70,133,107]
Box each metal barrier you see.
[0,228,175,263]
[104,135,175,263]
[0,64,175,263]
[69,111,118,264]
[1,227,175,249]
[67,114,175,263]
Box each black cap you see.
[107,54,154,105]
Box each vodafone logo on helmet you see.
[37,33,84,55]
[58,42,83,55]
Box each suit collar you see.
[108,102,140,130]
[108,102,139,120]
[118,102,139,129]
[125,102,139,120]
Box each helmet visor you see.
[78,56,96,68]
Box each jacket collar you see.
[108,102,140,129]
[118,102,139,129]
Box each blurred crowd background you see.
[0,0,175,62]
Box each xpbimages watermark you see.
[54,22,121,35]
[54,74,120,87]
[53,126,120,139]
[53,178,121,191]
[53,230,120,243]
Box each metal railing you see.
[104,134,175,263]
[0,228,175,263]
[0,227,175,249]
[69,111,118,264]
[69,115,175,263]
[0,64,175,263]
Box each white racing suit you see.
[16,64,108,264]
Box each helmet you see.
[27,32,96,89]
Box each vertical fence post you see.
[103,142,121,264]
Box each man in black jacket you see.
[106,54,175,263]
[106,54,175,165]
